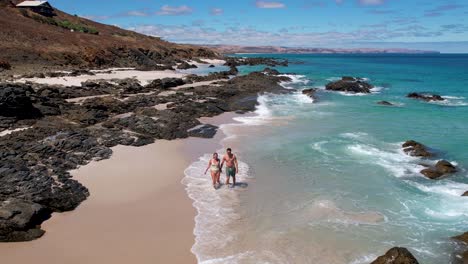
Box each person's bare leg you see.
[232,176,236,187]
[210,171,217,188]
[216,172,221,186]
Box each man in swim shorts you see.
[220,148,238,188]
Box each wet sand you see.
[0,112,239,264]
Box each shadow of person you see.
[234,182,248,188]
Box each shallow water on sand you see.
[184,54,468,263]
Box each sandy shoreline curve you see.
[0,113,240,264]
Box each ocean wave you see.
[279,74,310,89]
[183,152,252,263]
[428,96,468,107]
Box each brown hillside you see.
[0,0,219,72]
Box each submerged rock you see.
[325,77,373,93]
[370,247,419,264]
[407,92,444,102]
[402,140,433,158]
[377,101,394,106]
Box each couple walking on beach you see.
[204,148,238,189]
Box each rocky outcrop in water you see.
[0,69,292,242]
[420,160,457,179]
[370,247,419,264]
[407,93,444,102]
[462,191,468,197]
[377,101,394,106]
[325,77,373,93]
[302,88,318,101]
[402,141,458,179]
[402,140,433,158]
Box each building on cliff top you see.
[16,1,54,16]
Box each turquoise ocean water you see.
[184,54,468,264]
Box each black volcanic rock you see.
[0,69,294,242]
[187,124,218,138]
[325,77,373,93]
[370,247,419,264]
[177,61,198,70]
[407,93,444,102]
[0,84,42,119]
[0,199,52,242]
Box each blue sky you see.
[49,0,468,52]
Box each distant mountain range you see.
[204,45,440,54]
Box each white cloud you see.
[358,0,385,6]
[156,5,193,16]
[210,8,224,16]
[255,1,286,9]
[129,23,445,47]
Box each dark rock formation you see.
[370,247,419,264]
[0,69,293,241]
[0,199,52,242]
[224,57,288,67]
[463,191,468,197]
[263,67,281,75]
[0,60,11,71]
[0,84,42,120]
[420,168,444,179]
[435,160,457,174]
[420,160,457,179]
[402,140,433,158]
[325,77,373,93]
[302,88,318,100]
[377,101,394,106]
[453,232,468,264]
[208,64,215,68]
[177,61,198,70]
[407,93,444,102]
[187,124,218,138]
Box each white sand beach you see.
[0,113,238,264]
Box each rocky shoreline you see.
[0,58,292,242]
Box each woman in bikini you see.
[204,152,221,189]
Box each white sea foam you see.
[183,93,278,263]
[230,94,273,126]
[183,152,251,263]
[347,143,426,178]
[279,74,310,90]
[348,254,378,264]
[429,96,468,107]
